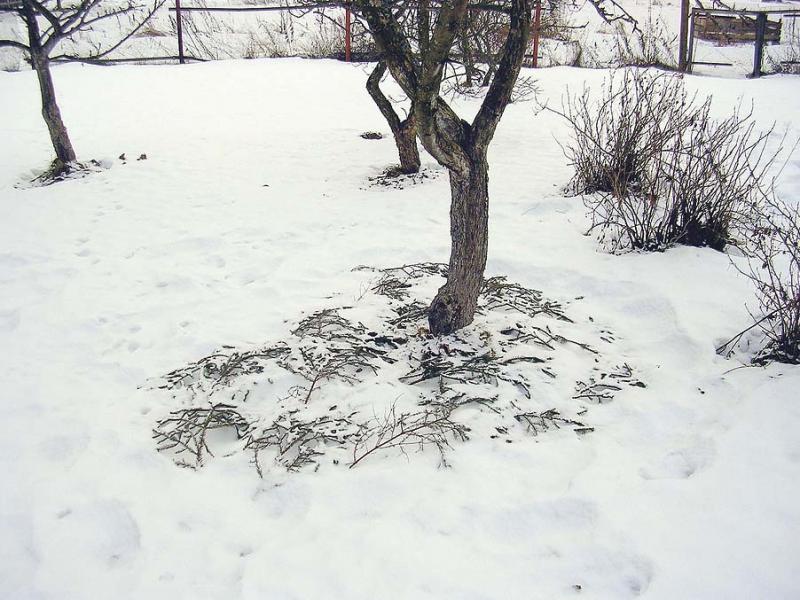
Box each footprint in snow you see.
[573,550,654,597]
[40,500,141,567]
[38,432,88,466]
[639,438,716,480]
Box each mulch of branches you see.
[152,264,645,475]
[19,158,108,189]
[365,166,441,189]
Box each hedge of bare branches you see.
[551,69,780,252]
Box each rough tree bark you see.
[22,2,76,170]
[30,51,76,167]
[355,0,532,335]
[429,150,490,331]
[366,61,420,175]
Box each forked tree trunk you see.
[31,50,76,168]
[366,61,420,175]
[428,148,489,335]
[356,0,531,335]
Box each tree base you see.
[428,285,475,335]
[30,158,103,187]
[384,164,421,178]
[33,158,77,183]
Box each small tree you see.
[0,0,160,176]
[354,0,532,335]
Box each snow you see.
[1,58,800,599]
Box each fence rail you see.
[686,7,800,77]
[167,1,544,66]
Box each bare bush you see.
[300,8,374,59]
[243,27,289,59]
[610,8,676,69]
[171,3,236,60]
[727,195,800,363]
[551,69,780,252]
[766,17,800,75]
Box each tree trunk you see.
[394,117,420,174]
[366,61,420,175]
[428,148,489,335]
[31,50,76,168]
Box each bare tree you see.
[353,0,532,335]
[0,0,161,177]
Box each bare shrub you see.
[554,8,675,70]
[551,69,780,252]
[243,27,289,59]
[170,5,236,60]
[551,70,679,197]
[300,8,374,59]
[727,195,800,363]
[610,8,676,69]
[766,17,800,75]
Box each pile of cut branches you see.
[151,265,644,475]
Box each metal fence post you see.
[752,12,767,78]
[345,2,351,62]
[678,0,690,71]
[686,9,696,73]
[175,0,185,64]
[532,0,541,68]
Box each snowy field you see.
[2,58,800,599]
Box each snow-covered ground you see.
[1,58,800,599]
